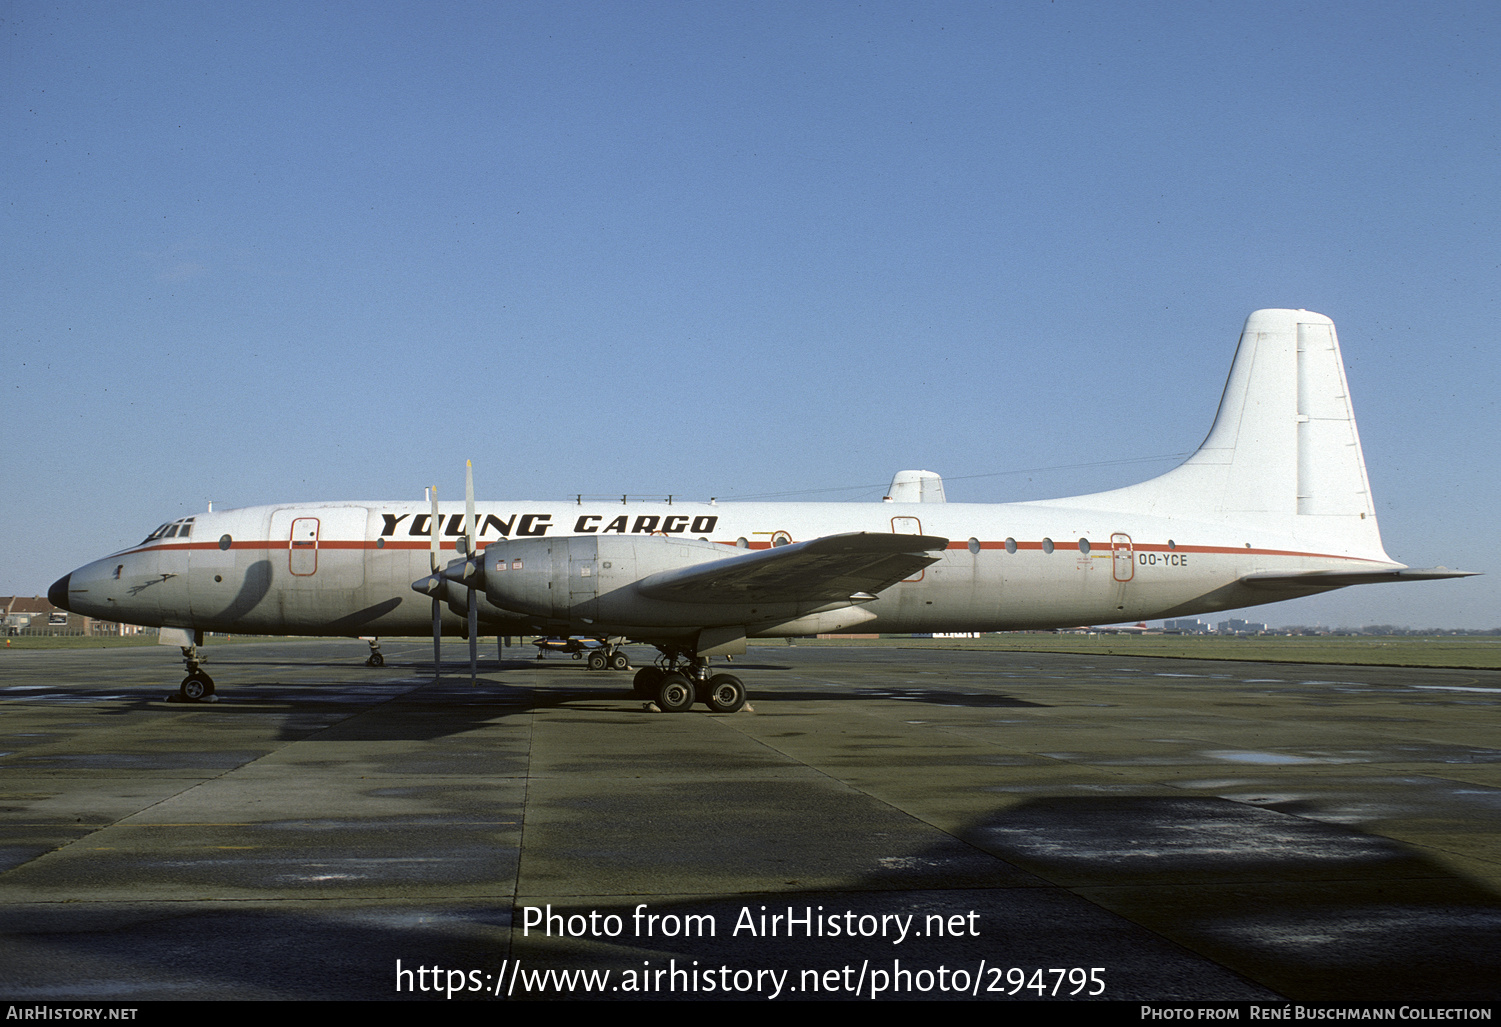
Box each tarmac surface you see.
[1,639,1498,1001]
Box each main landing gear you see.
[632,653,747,714]
[533,637,630,669]
[587,644,631,673]
[177,642,215,701]
[362,637,385,667]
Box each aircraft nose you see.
[48,573,72,611]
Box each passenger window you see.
[967,538,980,555]
[1005,537,1017,554]
[1078,538,1090,554]
[1042,538,1054,554]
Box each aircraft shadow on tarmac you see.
[15,795,1497,1002]
[957,795,1501,1002]
[35,651,1049,743]
[493,795,1501,1003]
[237,678,1046,742]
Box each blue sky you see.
[4,1,1497,627]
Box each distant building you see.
[1216,619,1268,635]
[0,596,139,636]
[1163,619,1209,634]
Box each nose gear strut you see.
[175,632,215,701]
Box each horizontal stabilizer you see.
[638,531,948,605]
[1240,567,1479,591]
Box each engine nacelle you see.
[482,535,736,626]
[480,534,893,639]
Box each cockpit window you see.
[139,517,196,545]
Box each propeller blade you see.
[430,486,441,679]
[431,597,442,680]
[429,486,441,572]
[468,603,478,685]
[464,461,479,686]
[465,460,476,545]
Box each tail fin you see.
[1061,309,1390,559]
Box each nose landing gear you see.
[175,639,215,701]
[179,670,215,700]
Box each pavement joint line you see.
[3,893,526,905]
[713,702,1057,873]
[504,682,538,952]
[0,673,440,876]
[0,821,521,828]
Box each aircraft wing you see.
[636,531,949,605]
[1239,567,1479,590]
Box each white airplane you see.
[50,310,1474,710]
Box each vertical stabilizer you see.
[1055,310,1389,559]
[886,470,947,503]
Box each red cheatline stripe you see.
[127,538,1387,564]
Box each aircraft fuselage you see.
[54,496,1389,640]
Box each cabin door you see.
[1112,533,1134,582]
[891,516,927,583]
